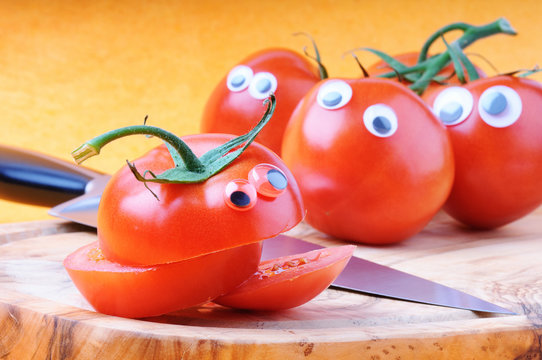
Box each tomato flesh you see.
[214,245,355,311]
[64,241,262,318]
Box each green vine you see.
[357,18,517,94]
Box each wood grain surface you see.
[1,210,542,359]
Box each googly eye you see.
[224,179,257,211]
[248,164,288,198]
[363,104,398,138]
[478,85,522,128]
[227,65,253,92]
[316,80,353,110]
[248,72,278,99]
[432,86,474,126]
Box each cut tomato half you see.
[64,241,262,318]
[213,245,355,311]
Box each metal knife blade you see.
[0,145,515,314]
[264,235,515,314]
[48,174,110,227]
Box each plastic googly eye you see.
[316,80,353,110]
[248,72,278,99]
[363,104,398,138]
[478,85,522,128]
[224,179,257,211]
[248,164,288,198]
[227,65,253,92]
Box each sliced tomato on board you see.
[213,245,355,311]
[64,241,262,318]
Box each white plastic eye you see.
[363,104,398,138]
[248,163,288,198]
[316,80,353,110]
[248,72,278,99]
[224,179,257,211]
[227,65,253,92]
[478,85,522,128]
[432,86,474,126]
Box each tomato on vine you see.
[201,39,326,155]
[426,74,542,229]
[281,77,454,245]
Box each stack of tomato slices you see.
[64,239,354,318]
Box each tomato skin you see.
[426,76,542,229]
[281,78,454,244]
[98,134,304,266]
[201,48,321,154]
[64,241,262,318]
[214,245,355,311]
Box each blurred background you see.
[1,0,541,223]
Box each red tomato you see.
[281,78,454,244]
[367,52,486,98]
[426,75,542,229]
[201,48,321,154]
[214,245,355,311]
[64,241,262,318]
[98,134,304,265]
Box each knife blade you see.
[264,235,514,314]
[0,144,514,314]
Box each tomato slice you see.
[64,241,262,318]
[213,245,355,311]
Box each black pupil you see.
[373,116,392,134]
[230,190,251,207]
[267,169,288,190]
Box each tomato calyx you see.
[356,18,516,94]
[72,95,276,188]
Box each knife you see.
[0,144,514,314]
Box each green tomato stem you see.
[72,125,205,173]
[72,94,276,185]
[371,18,516,94]
[410,18,516,93]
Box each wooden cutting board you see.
[1,210,541,360]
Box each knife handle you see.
[0,144,102,207]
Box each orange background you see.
[1,0,541,223]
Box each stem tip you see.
[72,143,99,164]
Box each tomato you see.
[367,52,486,98]
[214,245,355,311]
[426,75,542,229]
[98,135,304,265]
[67,96,306,318]
[201,48,321,154]
[64,241,262,318]
[281,78,454,244]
